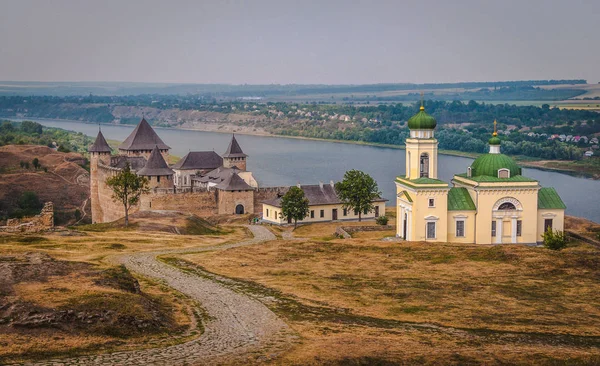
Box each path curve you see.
[24,226,294,366]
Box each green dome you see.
[488,136,501,145]
[407,107,437,130]
[470,153,521,178]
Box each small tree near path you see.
[335,169,381,222]
[281,186,310,229]
[105,163,149,227]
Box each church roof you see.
[448,187,476,211]
[538,187,566,209]
[88,131,112,153]
[171,151,223,170]
[455,173,537,183]
[407,105,437,130]
[137,146,174,176]
[214,171,253,191]
[222,135,247,158]
[470,153,521,178]
[118,118,171,151]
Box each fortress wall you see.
[217,190,254,215]
[254,186,289,214]
[95,163,138,223]
[144,190,218,217]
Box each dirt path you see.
[23,226,295,366]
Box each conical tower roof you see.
[89,130,112,153]
[119,118,171,151]
[137,146,174,176]
[222,134,247,158]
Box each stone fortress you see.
[89,118,285,223]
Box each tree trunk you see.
[294,219,297,229]
[124,206,129,227]
[358,211,362,222]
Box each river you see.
[20,118,600,223]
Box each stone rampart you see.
[0,202,54,233]
[254,187,289,213]
[143,190,218,217]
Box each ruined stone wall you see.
[254,187,289,213]
[0,202,54,233]
[217,190,254,215]
[142,190,218,217]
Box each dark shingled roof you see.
[89,131,112,153]
[262,184,387,208]
[214,171,253,191]
[171,151,223,170]
[110,156,147,171]
[193,166,240,184]
[137,146,174,176]
[222,135,247,158]
[118,118,171,151]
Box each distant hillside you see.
[0,145,90,225]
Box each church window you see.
[498,202,516,210]
[467,167,472,178]
[498,169,510,178]
[420,153,429,178]
[426,222,436,239]
[320,210,324,218]
[310,210,314,218]
[491,221,497,236]
[428,198,435,207]
[517,220,522,236]
[456,221,465,237]
[544,219,553,232]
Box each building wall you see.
[408,188,449,242]
[119,149,169,160]
[254,187,289,213]
[405,137,439,179]
[537,209,565,242]
[94,163,138,223]
[217,190,254,215]
[446,210,476,243]
[472,187,539,245]
[223,157,246,171]
[146,175,175,190]
[141,190,218,216]
[262,201,386,225]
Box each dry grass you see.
[175,230,600,365]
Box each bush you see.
[376,216,389,225]
[543,228,568,250]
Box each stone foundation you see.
[0,202,54,233]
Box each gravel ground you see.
[21,226,295,366]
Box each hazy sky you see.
[0,0,598,84]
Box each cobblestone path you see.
[24,226,295,366]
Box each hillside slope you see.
[0,145,90,224]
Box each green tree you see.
[280,186,310,229]
[335,170,381,222]
[12,191,43,218]
[32,158,40,170]
[542,228,568,250]
[105,163,149,227]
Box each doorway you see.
[235,204,244,214]
[375,206,379,217]
[332,209,338,221]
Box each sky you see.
[0,0,598,85]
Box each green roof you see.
[455,173,537,183]
[407,107,437,130]
[470,153,521,178]
[538,187,566,209]
[399,190,413,202]
[448,187,476,211]
[488,136,501,145]
[396,176,448,189]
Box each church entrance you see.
[235,204,244,215]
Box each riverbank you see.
[8,117,599,180]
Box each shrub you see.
[376,216,389,225]
[543,228,568,250]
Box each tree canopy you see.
[335,170,381,222]
[105,163,149,226]
[280,186,310,229]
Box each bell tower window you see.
[420,153,429,178]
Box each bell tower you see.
[405,97,439,179]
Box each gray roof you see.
[193,166,240,184]
[171,151,223,170]
[214,171,253,191]
[137,146,174,176]
[110,156,147,171]
[222,135,247,158]
[89,130,112,153]
[118,118,171,151]
[262,184,387,208]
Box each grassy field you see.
[171,220,600,365]
[2,212,600,364]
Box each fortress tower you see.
[222,134,247,171]
[118,118,170,159]
[137,145,175,189]
[88,130,112,223]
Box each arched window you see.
[498,202,516,210]
[467,166,472,178]
[420,153,429,178]
[498,168,510,178]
